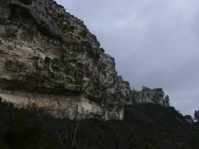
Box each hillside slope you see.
[0,99,199,149]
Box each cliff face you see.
[0,0,169,120]
[131,87,169,106]
[0,0,132,120]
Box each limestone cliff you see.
[0,0,132,120]
[131,87,170,107]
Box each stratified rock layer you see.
[0,0,132,120]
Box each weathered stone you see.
[0,0,132,120]
[131,88,166,106]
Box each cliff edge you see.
[0,0,132,120]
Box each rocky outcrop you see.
[131,87,169,106]
[0,0,132,120]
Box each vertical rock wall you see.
[0,0,132,120]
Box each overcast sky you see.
[55,0,199,116]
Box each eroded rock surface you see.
[131,87,166,106]
[0,0,132,120]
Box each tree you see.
[194,110,199,120]
[164,95,170,106]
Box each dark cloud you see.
[56,0,199,116]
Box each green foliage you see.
[0,100,59,149]
[143,143,154,149]
[0,98,199,149]
[164,95,170,106]
[194,110,199,120]
[188,136,199,149]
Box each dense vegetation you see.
[0,97,199,149]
